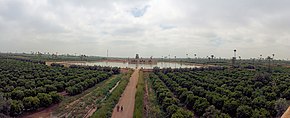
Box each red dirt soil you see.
[111,69,140,118]
[20,104,58,118]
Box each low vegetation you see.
[134,70,145,118]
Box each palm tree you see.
[234,49,237,57]
[267,56,272,72]
[272,53,275,65]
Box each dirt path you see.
[111,69,140,118]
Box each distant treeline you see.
[0,54,45,65]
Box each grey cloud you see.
[159,24,176,30]
[0,0,290,59]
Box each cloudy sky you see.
[0,0,290,59]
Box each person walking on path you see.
[121,106,123,112]
[117,105,120,112]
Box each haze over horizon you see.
[1,0,290,59]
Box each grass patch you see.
[91,70,132,118]
[134,70,145,118]
[53,76,113,115]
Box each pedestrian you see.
[117,105,120,112]
[121,106,123,112]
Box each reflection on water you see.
[72,61,200,69]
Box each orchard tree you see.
[0,93,12,115]
[193,97,210,116]
[171,108,194,118]
[236,105,253,118]
[202,105,221,118]
[252,108,270,118]
[49,91,63,103]
[275,98,288,117]
[11,90,25,100]
[23,96,40,110]
[37,93,52,107]
[166,104,178,116]
[10,100,24,116]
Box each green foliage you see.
[10,100,24,116]
[23,96,40,110]
[282,88,290,99]
[112,67,121,74]
[149,67,290,117]
[252,108,270,118]
[134,71,144,118]
[236,105,253,118]
[275,98,288,117]
[0,57,116,116]
[37,93,52,107]
[171,108,194,118]
[49,91,63,103]
[202,105,221,118]
[0,93,12,115]
[193,97,210,116]
[11,90,24,100]
[146,72,165,118]
[149,73,193,117]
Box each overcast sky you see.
[0,0,290,59]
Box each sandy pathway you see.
[111,69,139,118]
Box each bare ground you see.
[20,104,58,118]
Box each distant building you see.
[129,54,157,64]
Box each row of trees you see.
[69,65,120,74]
[149,74,194,118]
[0,54,46,65]
[0,58,119,116]
[0,92,62,116]
[151,67,290,117]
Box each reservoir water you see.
[70,61,200,69]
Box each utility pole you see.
[107,49,109,59]
[232,50,237,68]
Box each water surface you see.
[72,61,200,69]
